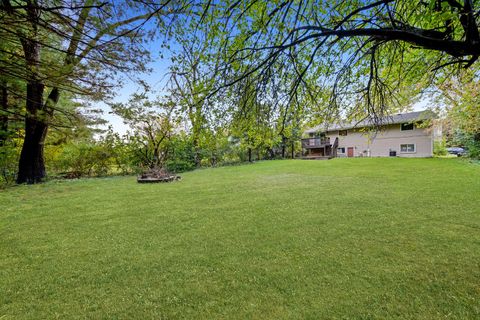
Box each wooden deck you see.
[301,137,339,160]
[301,137,331,148]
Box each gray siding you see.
[327,124,433,157]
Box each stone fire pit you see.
[137,167,181,183]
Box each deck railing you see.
[301,137,331,148]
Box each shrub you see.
[466,140,480,159]
[165,135,196,172]
[165,159,196,173]
[433,139,448,156]
[0,140,21,186]
[49,142,115,178]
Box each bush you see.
[466,140,480,159]
[165,159,196,173]
[0,140,21,186]
[49,142,115,178]
[448,131,480,160]
[433,139,448,156]
[165,135,196,172]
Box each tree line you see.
[1,0,479,185]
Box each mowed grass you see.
[1,158,480,319]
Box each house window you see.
[339,130,348,136]
[401,123,414,131]
[400,144,415,153]
[337,147,345,153]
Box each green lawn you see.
[1,158,480,319]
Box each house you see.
[301,110,441,159]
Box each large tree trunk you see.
[268,148,275,159]
[16,82,52,184]
[16,6,50,184]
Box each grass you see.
[1,158,480,319]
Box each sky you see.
[97,38,175,136]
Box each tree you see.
[0,0,182,183]
[435,71,480,157]
[183,0,480,127]
[167,22,222,167]
[111,93,178,169]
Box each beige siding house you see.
[302,110,440,158]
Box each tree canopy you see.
[180,0,480,124]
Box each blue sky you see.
[99,38,175,135]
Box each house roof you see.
[304,110,436,134]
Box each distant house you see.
[302,110,441,159]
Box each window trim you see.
[400,123,415,131]
[339,129,348,136]
[337,147,345,154]
[400,143,416,153]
